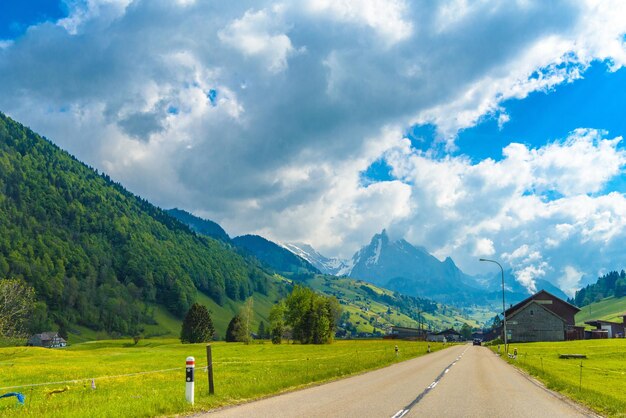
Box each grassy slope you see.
[306,275,492,332]
[64,275,284,343]
[139,288,279,340]
[0,339,444,417]
[574,295,626,326]
[491,339,626,417]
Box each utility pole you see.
[480,258,508,353]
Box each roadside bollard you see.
[427,344,431,353]
[395,345,399,356]
[186,356,195,405]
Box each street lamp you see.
[479,258,508,353]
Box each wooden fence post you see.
[206,345,214,395]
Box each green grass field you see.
[0,339,443,417]
[493,339,626,417]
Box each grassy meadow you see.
[493,339,626,417]
[575,295,626,327]
[0,338,442,417]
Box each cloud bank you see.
[2,0,626,294]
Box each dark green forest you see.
[0,112,272,336]
[571,270,626,307]
[232,234,320,276]
[167,208,230,243]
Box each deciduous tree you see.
[0,278,35,338]
[269,303,286,344]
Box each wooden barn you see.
[504,290,582,343]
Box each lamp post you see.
[479,258,508,353]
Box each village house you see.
[504,290,582,343]
[388,325,427,340]
[428,328,462,342]
[27,332,67,348]
[585,314,626,338]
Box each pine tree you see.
[180,303,214,344]
[225,314,244,342]
[257,321,267,339]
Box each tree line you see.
[180,286,341,344]
[571,270,626,307]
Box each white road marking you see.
[392,409,408,418]
[390,345,472,417]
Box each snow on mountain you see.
[281,242,350,276]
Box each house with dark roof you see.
[389,326,427,340]
[27,332,67,348]
[504,290,582,342]
[427,328,462,342]
[585,314,626,338]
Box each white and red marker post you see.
[185,356,195,404]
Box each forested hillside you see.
[233,235,320,276]
[572,270,626,307]
[166,208,230,242]
[0,113,272,336]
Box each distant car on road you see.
[472,338,482,346]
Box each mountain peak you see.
[372,229,389,244]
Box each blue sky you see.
[364,61,626,195]
[457,62,626,166]
[2,1,626,296]
[0,1,66,39]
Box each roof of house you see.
[505,289,580,317]
[31,332,66,342]
[435,328,461,336]
[585,319,625,327]
[507,299,567,323]
[391,326,422,332]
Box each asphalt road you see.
[202,344,596,418]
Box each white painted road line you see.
[390,346,470,417]
[391,409,408,418]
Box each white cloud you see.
[305,0,413,45]
[218,8,297,73]
[514,264,545,294]
[473,238,495,257]
[559,266,584,297]
[58,0,133,35]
